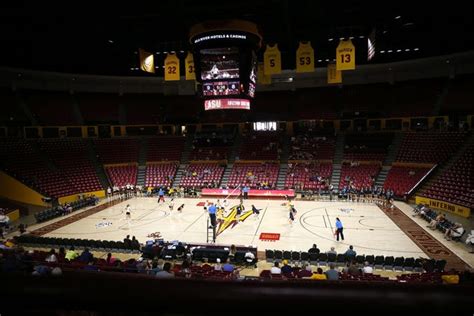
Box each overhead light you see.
[156,52,161,54]
[328,38,333,42]
[380,50,385,53]
[134,51,138,54]
[318,59,322,62]
[163,51,168,54]
[170,50,175,53]
[388,50,393,53]
[446,60,450,64]
[325,59,329,62]
[339,37,345,40]
[108,40,114,44]
[288,77,293,82]
[162,66,165,68]
[155,66,159,69]
[414,48,419,51]
[130,67,134,70]
[395,15,401,19]
[332,59,336,61]
[359,35,365,39]
[349,36,354,39]
[403,22,414,27]
[180,50,185,53]
[383,30,388,34]
[396,49,402,52]
[405,49,410,52]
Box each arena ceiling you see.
[0,1,473,76]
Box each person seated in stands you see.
[281,260,292,274]
[214,258,223,271]
[79,248,94,263]
[297,264,313,278]
[175,242,186,259]
[106,252,116,265]
[465,230,474,253]
[65,246,79,261]
[222,258,234,273]
[345,261,361,275]
[228,244,237,261]
[155,262,174,278]
[45,249,58,263]
[444,223,465,241]
[270,261,281,274]
[57,247,66,261]
[131,236,140,249]
[308,244,320,254]
[362,261,373,274]
[310,267,327,280]
[344,245,357,258]
[123,235,132,248]
[201,258,212,270]
[244,250,256,266]
[324,263,339,280]
[83,260,99,271]
[428,213,446,230]
[327,247,337,255]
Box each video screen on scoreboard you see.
[202,81,240,96]
[200,47,240,80]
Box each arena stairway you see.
[71,94,84,125]
[431,79,451,116]
[136,138,148,187]
[276,163,288,189]
[330,133,345,186]
[375,166,391,187]
[86,139,110,189]
[172,164,187,187]
[180,134,194,164]
[383,132,403,166]
[220,163,233,187]
[279,135,289,163]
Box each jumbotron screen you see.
[189,20,261,110]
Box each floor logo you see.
[216,205,253,236]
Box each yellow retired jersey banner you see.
[296,41,314,73]
[185,52,195,80]
[336,39,356,71]
[164,53,180,81]
[257,63,271,84]
[139,48,155,73]
[327,63,342,84]
[264,44,281,75]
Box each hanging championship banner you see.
[138,48,155,73]
[296,41,314,73]
[336,39,356,71]
[164,53,180,81]
[264,44,281,75]
[185,52,195,80]
[327,63,342,84]
[258,63,271,84]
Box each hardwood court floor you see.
[37,197,428,259]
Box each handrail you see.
[407,164,438,197]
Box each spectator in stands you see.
[228,244,237,261]
[222,258,235,273]
[131,236,140,249]
[123,235,132,248]
[344,245,357,258]
[65,246,79,261]
[281,260,292,274]
[327,247,337,256]
[201,258,212,269]
[270,262,281,274]
[58,247,66,260]
[297,264,313,278]
[210,258,221,271]
[310,267,327,280]
[444,223,465,241]
[346,261,361,276]
[84,260,99,271]
[325,263,339,280]
[308,244,320,254]
[362,261,373,274]
[45,249,58,263]
[79,248,94,263]
[244,250,256,266]
[428,213,446,230]
[465,230,474,253]
[106,253,116,265]
[156,262,174,278]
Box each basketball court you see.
[39,197,427,258]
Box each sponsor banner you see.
[204,98,250,111]
[259,232,280,241]
[202,188,295,198]
[415,196,470,218]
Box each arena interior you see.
[0,2,474,314]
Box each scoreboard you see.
[189,20,261,110]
